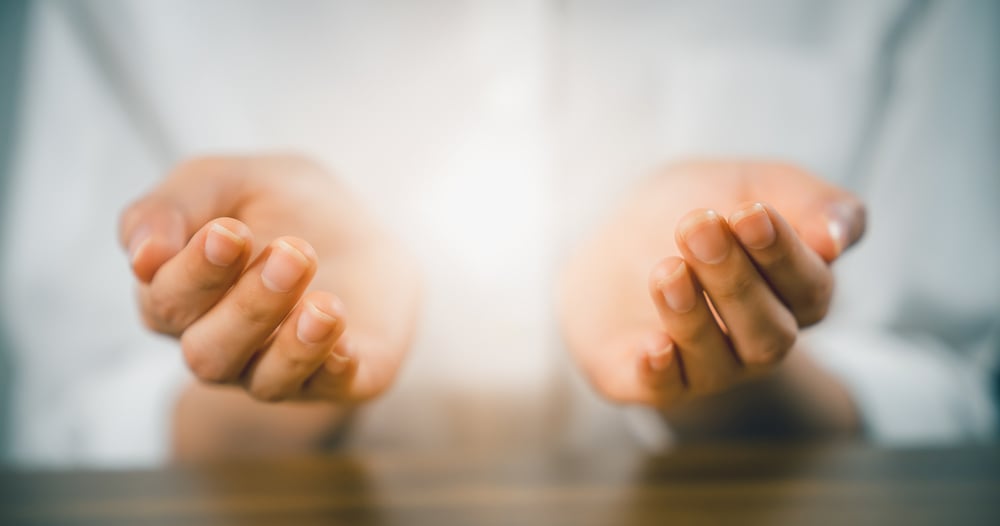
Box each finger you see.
[243,291,347,402]
[745,162,866,263]
[300,337,361,402]
[640,337,686,406]
[798,197,866,263]
[119,195,189,283]
[728,203,833,327]
[180,237,317,384]
[676,210,798,368]
[569,329,685,406]
[649,256,741,395]
[138,218,253,335]
[119,158,250,283]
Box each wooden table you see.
[2,444,998,525]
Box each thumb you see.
[798,195,867,264]
[118,195,189,283]
[118,158,249,283]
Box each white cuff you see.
[55,335,190,468]
[803,325,996,444]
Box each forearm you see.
[659,348,861,441]
[171,382,352,461]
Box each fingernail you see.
[729,203,776,250]
[827,220,845,257]
[326,337,355,374]
[297,302,338,344]
[660,259,696,313]
[127,225,151,265]
[261,240,309,292]
[647,343,674,372]
[204,223,245,267]
[825,204,849,258]
[681,210,730,264]
[824,200,862,258]
[326,350,352,375]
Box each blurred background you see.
[0,0,997,469]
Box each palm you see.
[126,156,419,402]
[235,161,418,401]
[623,162,846,265]
[559,160,864,408]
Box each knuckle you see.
[248,382,291,403]
[183,257,231,292]
[797,276,834,327]
[712,272,756,304]
[745,323,797,367]
[755,244,792,268]
[233,296,280,327]
[675,315,720,346]
[148,294,194,334]
[181,335,232,384]
[796,300,829,328]
[277,345,324,377]
[139,309,165,334]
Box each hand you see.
[558,161,865,409]
[119,155,420,404]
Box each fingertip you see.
[277,236,318,263]
[728,202,777,251]
[122,200,188,282]
[298,291,348,344]
[648,256,685,297]
[303,290,347,320]
[799,198,867,263]
[267,236,319,279]
[650,257,697,316]
[207,217,252,242]
[130,233,186,283]
[204,218,252,268]
[674,208,719,243]
[645,341,675,373]
[637,333,686,398]
[325,337,356,375]
[260,237,319,293]
[828,198,867,253]
[800,221,841,264]
[325,353,352,376]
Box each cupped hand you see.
[558,161,865,408]
[119,155,420,404]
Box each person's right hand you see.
[119,155,421,404]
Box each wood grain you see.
[2,444,998,525]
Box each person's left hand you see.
[558,161,865,409]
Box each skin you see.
[119,155,421,460]
[558,160,866,440]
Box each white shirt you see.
[1,0,997,467]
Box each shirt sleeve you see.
[0,0,192,468]
[802,326,997,444]
[7,333,191,469]
[56,337,191,467]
